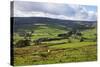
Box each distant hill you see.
[11,17,97,32]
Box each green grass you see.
[13,23,97,66]
[13,33,24,45]
[82,28,97,39]
[50,42,96,49]
[26,25,67,40]
[14,45,97,66]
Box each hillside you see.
[12,17,97,66]
[11,17,97,32]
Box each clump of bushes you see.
[80,37,84,42]
[15,31,33,47]
[15,39,31,48]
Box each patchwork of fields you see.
[12,17,97,66]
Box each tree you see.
[15,39,31,47]
[15,30,34,47]
[67,31,73,37]
[34,39,42,45]
[57,31,73,38]
[68,38,71,43]
[80,37,84,42]
[76,32,82,37]
[24,31,33,40]
[58,33,68,38]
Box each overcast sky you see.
[12,1,97,21]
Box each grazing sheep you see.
[48,49,50,53]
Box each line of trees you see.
[14,29,96,47]
[15,31,34,48]
[57,30,84,42]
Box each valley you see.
[12,17,97,66]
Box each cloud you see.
[14,9,73,20]
[13,1,97,21]
[74,6,88,20]
[67,5,97,21]
[87,11,97,21]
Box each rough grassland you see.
[13,24,97,66]
[14,42,97,66]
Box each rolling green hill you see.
[12,17,97,66]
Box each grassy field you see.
[14,44,97,66]
[13,23,97,66]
